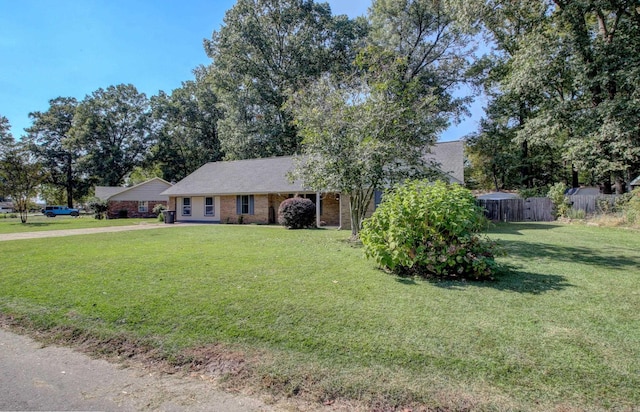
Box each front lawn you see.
[0,214,159,234]
[0,223,638,410]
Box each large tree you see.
[150,68,224,182]
[26,97,90,207]
[204,0,367,159]
[71,84,155,186]
[459,0,640,193]
[290,0,473,237]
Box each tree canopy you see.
[462,0,640,193]
[204,0,367,159]
[26,97,91,207]
[70,84,154,187]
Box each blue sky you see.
[0,0,480,141]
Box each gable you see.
[96,178,172,202]
[426,140,464,184]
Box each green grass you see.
[0,214,159,234]
[0,223,638,410]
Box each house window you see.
[182,197,191,216]
[236,195,254,215]
[205,197,214,216]
[138,201,148,213]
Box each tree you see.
[0,142,43,223]
[289,0,473,238]
[150,68,224,182]
[0,115,15,201]
[290,69,443,238]
[368,0,474,118]
[204,0,367,159]
[71,84,154,186]
[458,0,640,193]
[26,97,90,207]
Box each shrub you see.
[153,203,167,222]
[623,188,640,225]
[547,182,570,218]
[278,197,316,229]
[87,197,108,220]
[360,180,500,280]
[566,208,586,220]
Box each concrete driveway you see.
[0,222,200,242]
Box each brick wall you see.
[339,194,376,230]
[219,195,270,224]
[107,200,167,219]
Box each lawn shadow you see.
[430,267,573,295]
[501,239,640,270]
[17,223,54,228]
[487,222,564,236]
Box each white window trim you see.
[204,197,215,216]
[182,197,192,216]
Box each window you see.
[205,197,214,216]
[236,195,254,215]
[182,197,191,216]
[138,201,148,213]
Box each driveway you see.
[0,222,200,242]
[0,328,271,411]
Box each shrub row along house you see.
[160,141,464,229]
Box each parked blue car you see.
[42,205,80,217]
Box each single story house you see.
[95,177,172,218]
[161,141,464,229]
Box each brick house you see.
[160,141,464,229]
[95,177,172,219]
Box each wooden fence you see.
[567,194,617,214]
[477,198,554,222]
[477,195,618,222]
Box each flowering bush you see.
[361,180,500,280]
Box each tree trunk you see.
[66,155,73,208]
[572,164,579,188]
[348,188,375,239]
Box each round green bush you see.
[360,180,500,280]
[278,197,316,229]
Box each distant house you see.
[161,141,464,229]
[0,201,14,213]
[631,175,640,190]
[95,177,172,219]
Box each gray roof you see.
[95,177,172,201]
[94,186,127,201]
[161,156,306,196]
[162,141,465,196]
[425,140,464,184]
[631,175,640,186]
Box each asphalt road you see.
[0,327,271,412]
